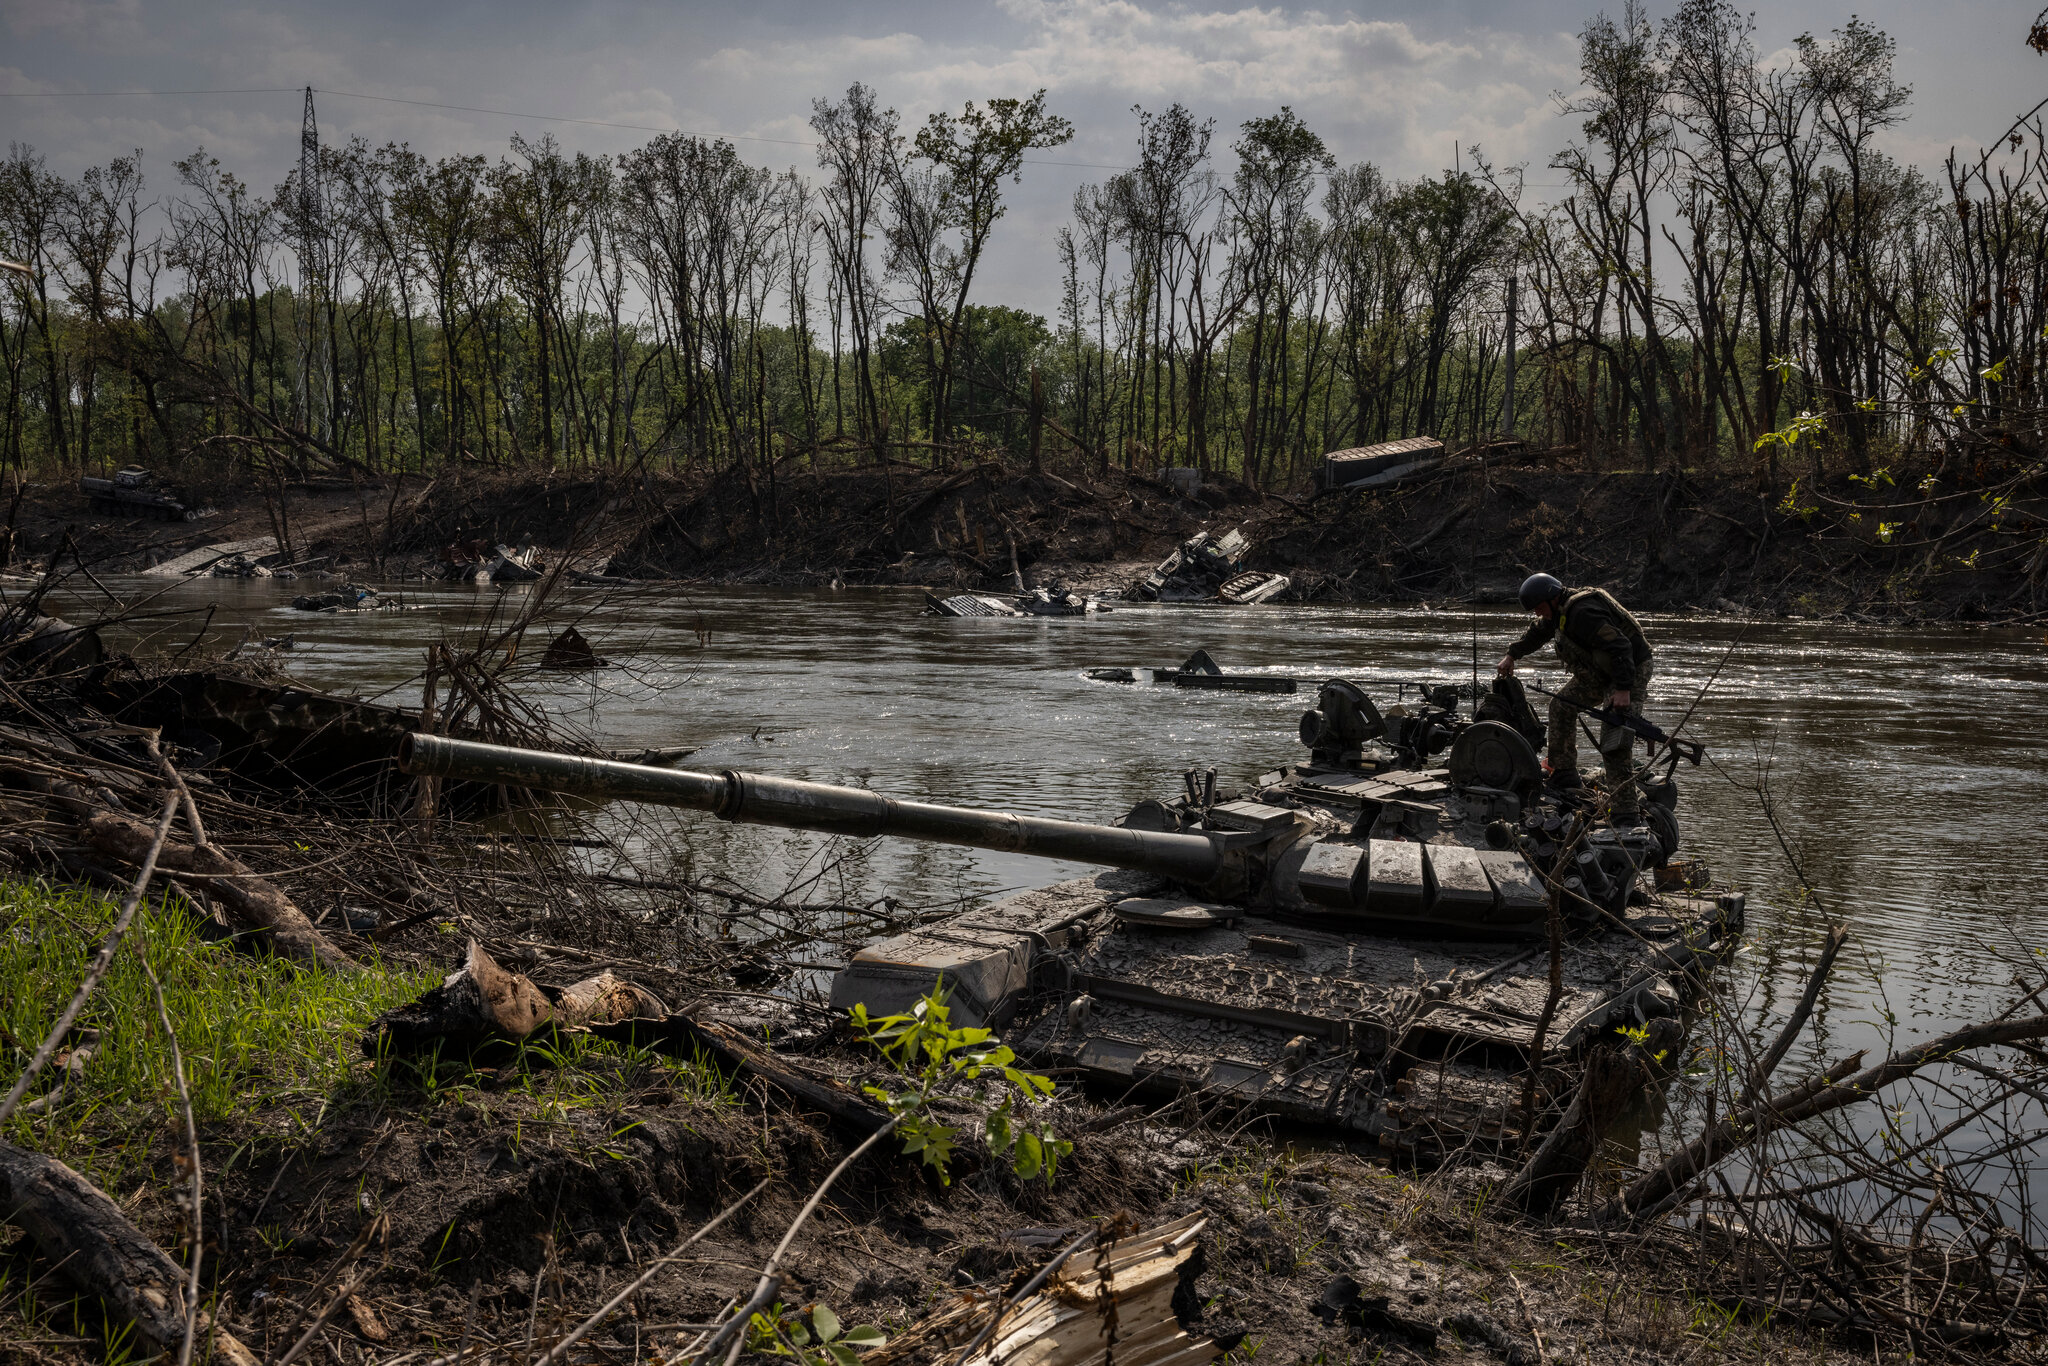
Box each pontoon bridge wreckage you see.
[399,678,1738,1158]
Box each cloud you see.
[1,0,147,47]
[1,0,2037,312]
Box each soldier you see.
[1495,573,1654,819]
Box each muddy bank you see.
[11,450,2043,621]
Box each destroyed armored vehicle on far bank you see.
[81,465,199,521]
[402,670,1734,1159]
[1128,526,1290,605]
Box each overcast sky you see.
[4,0,2043,312]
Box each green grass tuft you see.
[0,877,435,1189]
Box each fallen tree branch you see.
[1744,923,1849,1103]
[530,1177,770,1366]
[136,948,206,1366]
[588,1011,889,1133]
[83,810,355,971]
[0,1141,257,1366]
[1611,1011,2048,1221]
[686,1121,896,1366]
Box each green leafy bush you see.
[849,985,1071,1185]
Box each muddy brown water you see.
[57,575,2048,1096]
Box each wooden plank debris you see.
[869,1213,1219,1366]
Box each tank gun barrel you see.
[400,734,1229,886]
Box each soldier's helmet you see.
[1518,573,1566,609]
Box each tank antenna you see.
[1470,599,1479,712]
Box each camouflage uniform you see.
[1506,587,1654,815]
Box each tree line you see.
[2,0,2043,500]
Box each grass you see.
[0,877,436,1191]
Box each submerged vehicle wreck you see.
[400,674,1733,1159]
[1086,648,1298,694]
[925,585,1105,617]
[1321,435,1446,492]
[1129,526,1290,604]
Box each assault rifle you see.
[1524,682,1706,766]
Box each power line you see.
[0,88,299,96]
[0,83,1572,184]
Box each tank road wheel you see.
[1447,720,1543,793]
[1643,802,1680,865]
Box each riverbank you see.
[9,448,2044,622]
[0,878,1885,1366]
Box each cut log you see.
[867,1212,1218,1366]
[83,812,354,971]
[0,1140,258,1366]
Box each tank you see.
[399,675,1740,1157]
[80,465,196,521]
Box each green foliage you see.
[745,1301,887,1366]
[1773,479,1818,521]
[1615,1022,1669,1065]
[1753,409,1828,453]
[0,879,433,1186]
[849,985,1069,1185]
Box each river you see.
[63,574,2048,1079]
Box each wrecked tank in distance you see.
[401,675,1735,1157]
[439,539,546,584]
[1128,526,1290,605]
[925,584,1106,618]
[81,465,198,521]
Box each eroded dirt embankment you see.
[9,452,2043,621]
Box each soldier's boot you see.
[1545,765,1585,795]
